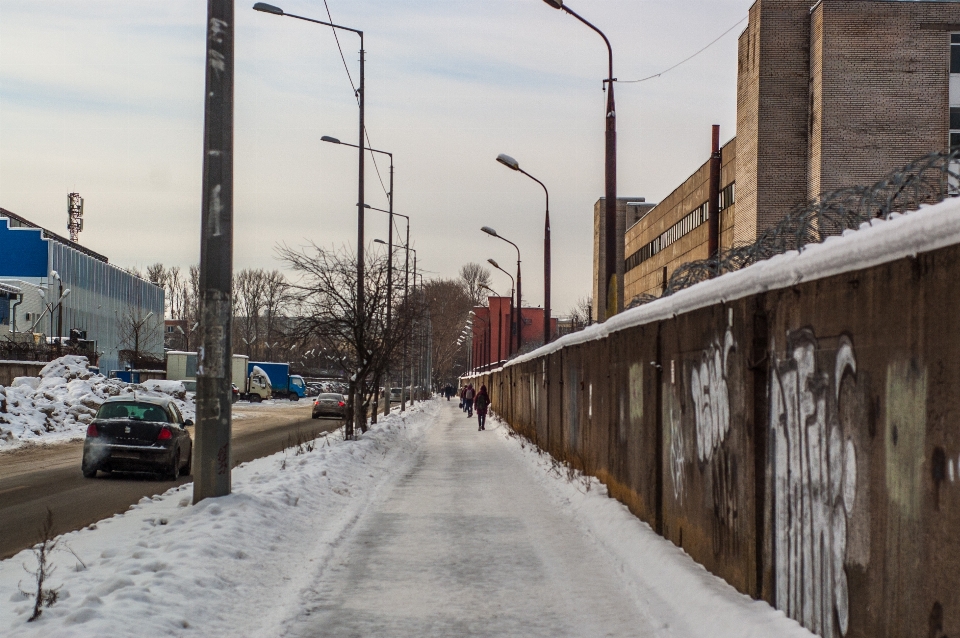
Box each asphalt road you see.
[0,401,341,560]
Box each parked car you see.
[82,396,193,480]
[312,393,348,419]
[232,383,240,403]
[389,387,408,403]
[305,383,323,397]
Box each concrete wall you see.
[470,238,960,637]
[0,361,46,387]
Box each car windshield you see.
[319,394,343,401]
[96,401,170,423]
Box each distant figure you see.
[459,385,467,410]
[463,384,475,417]
[444,384,454,401]
[474,385,490,431]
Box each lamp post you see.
[486,256,517,355]
[390,241,415,410]
[496,153,552,344]
[479,283,505,363]
[540,0,618,320]
[324,135,394,365]
[254,2,366,438]
[481,226,521,353]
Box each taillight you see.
[157,427,173,441]
[86,423,99,437]
[338,401,345,407]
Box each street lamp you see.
[324,135,395,363]
[539,0,618,320]
[481,226,521,354]
[486,257,518,355]
[254,2,367,437]
[496,153,552,344]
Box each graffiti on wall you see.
[691,327,736,462]
[770,330,859,637]
[664,381,685,504]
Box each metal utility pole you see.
[480,227,521,353]
[253,3,365,436]
[541,0,617,320]
[495,154,552,344]
[195,0,234,503]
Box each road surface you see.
[0,400,339,560]
[281,400,655,637]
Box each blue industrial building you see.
[0,208,164,373]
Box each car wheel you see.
[166,448,180,481]
[82,464,97,479]
[181,446,192,476]
[252,395,262,403]
[290,395,299,402]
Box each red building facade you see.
[469,296,557,372]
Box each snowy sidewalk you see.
[0,399,812,637]
[281,401,653,637]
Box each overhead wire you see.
[322,0,390,202]
[617,15,748,84]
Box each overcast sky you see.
[0,0,750,314]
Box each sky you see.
[0,0,751,315]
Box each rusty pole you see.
[708,125,722,263]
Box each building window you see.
[719,182,735,210]
[624,201,709,273]
[952,34,960,73]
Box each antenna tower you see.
[67,193,84,242]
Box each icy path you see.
[281,401,654,637]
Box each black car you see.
[82,396,193,480]
[312,393,347,419]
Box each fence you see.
[468,153,960,638]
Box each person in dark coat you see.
[474,385,490,430]
[463,384,475,417]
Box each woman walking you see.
[474,385,490,431]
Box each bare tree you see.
[262,270,291,361]
[570,296,592,328]
[233,269,268,359]
[424,278,473,387]
[117,305,163,369]
[277,243,422,439]
[459,262,492,307]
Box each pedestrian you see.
[474,384,490,431]
[463,384,475,417]
[459,384,467,410]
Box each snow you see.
[507,197,960,369]
[0,356,194,449]
[0,400,813,637]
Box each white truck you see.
[165,352,270,402]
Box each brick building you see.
[612,0,960,304]
[469,296,558,371]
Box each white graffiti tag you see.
[691,327,736,462]
[770,332,858,637]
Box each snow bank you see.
[505,197,960,369]
[0,401,435,636]
[0,356,193,449]
[491,416,814,638]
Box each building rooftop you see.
[0,207,108,263]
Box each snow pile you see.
[0,356,194,449]
[0,401,435,636]
[503,197,960,369]
[491,416,814,638]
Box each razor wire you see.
[627,149,960,308]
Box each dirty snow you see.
[0,356,193,449]
[0,400,812,637]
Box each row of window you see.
[624,182,736,274]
